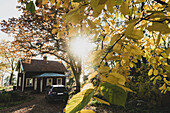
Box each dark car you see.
[45,85,68,103]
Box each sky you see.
[0,0,22,41]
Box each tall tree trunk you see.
[69,55,82,93]
[75,72,81,93]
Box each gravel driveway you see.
[0,93,66,113]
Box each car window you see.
[52,87,66,92]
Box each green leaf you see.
[101,82,127,107]
[26,1,35,14]
[65,88,95,113]
[73,0,84,2]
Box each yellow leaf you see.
[93,97,110,105]
[52,29,58,34]
[88,71,98,80]
[153,69,158,76]
[108,72,126,85]
[147,22,170,34]
[101,75,118,85]
[125,23,144,40]
[99,86,104,96]
[103,23,110,33]
[117,84,135,93]
[156,32,161,47]
[42,0,48,5]
[93,5,105,17]
[106,54,120,61]
[66,6,87,24]
[81,83,94,91]
[129,62,133,68]
[148,68,153,76]
[90,0,100,8]
[49,0,55,4]
[56,1,61,8]
[120,2,129,15]
[115,11,119,18]
[104,36,111,42]
[166,47,170,56]
[161,52,168,58]
[57,31,64,38]
[87,20,96,29]
[97,65,110,74]
[110,34,120,45]
[150,76,155,81]
[106,0,116,13]
[79,109,95,113]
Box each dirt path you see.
[0,93,66,113]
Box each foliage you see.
[0,40,20,85]
[1,0,170,112]
[126,63,163,106]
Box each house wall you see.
[17,73,23,90]
[22,72,66,92]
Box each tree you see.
[0,40,19,85]
[1,0,170,112]
[0,0,86,92]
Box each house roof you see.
[19,59,67,72]
[34,73,68,78]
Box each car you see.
[45,85,68,103]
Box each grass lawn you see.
[0,90,34,110]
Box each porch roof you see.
[34,73,67,78]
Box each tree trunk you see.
[75,73,81,93]
[9,72,13,85]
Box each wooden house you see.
[16,56,67,92]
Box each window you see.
[47,78,53,86]
[57,78,62,85]
[26,78,33,87]
[18,77,21,86]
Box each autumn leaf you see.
[93,97,110,105]
[106,0,116,13]
[88,71,98,80]
[42,0,48,5]
[147,22,170,34]
[125,23,144,40]
[153,69,158,76]
[148,68,153,76]
[101,82,127,107]
[79,110,95,113]
[120,2,129,15]
[49,0,55,4]
[65,88,95,113]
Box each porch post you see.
[40,78,43,92]
[22,72,25,92]
[34,78,37,90]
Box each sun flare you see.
[69,37,93,58]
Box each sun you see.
[69,37,93,59]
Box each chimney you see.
[43,56,47,63]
